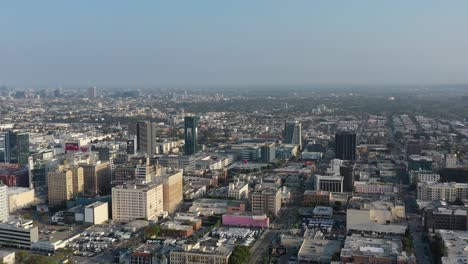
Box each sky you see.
[1,0,468,88]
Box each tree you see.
[16,250,29,263]
[145,224,161,239]
[402,230,414,255]
[26,256,57,264]
[229,245,251,264]
[430,233,447,264]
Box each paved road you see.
[403,189,433,264]
[248,230,280,264]
[407,214,432,264]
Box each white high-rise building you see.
[112,183,163,222]
[0,184,9,222]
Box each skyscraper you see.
[130,121,157,156]
[283,121,302,149]
[335,131,356,160]
[87,86,97,99]
[2,131,30,166]
[184,116,199,155]
[340,165,354,192]
[260,143,276,163]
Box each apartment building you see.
[81,161,111,195]
[417,182,468,202]
[159,169,183,214]
[227,181,249,200]
[112,183,163,222]
[251,186,281,216]
[48,165,83,206]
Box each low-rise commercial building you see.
[160,221,195,238]
[408,155,433,171]
[222,214,269,228]
[298,229,342,264]
[340,235,416,263]
[189,199,246,216]
[424,206,468,231]
[354,181,398,194]
[170,243,234,264]
[0,219,39,249]
[7,187,34,213]
[346,198,407,235]
[84,201,109,225]
[303,190,330,206]
[439,230,468,264]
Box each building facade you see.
[48,166,80,206]
[111,183,163,222]
[315,175,344,193]
[251,187,281,216]
[417,182,468,202]
[283,121,302,149]
[408,155,433,171]
[170,243,233,264]
[81,161,111,195]
[0,184,8,222]
[424,207,468,231]
[84,201,109,225]
[7,187,34,213]
[2,132,29,166]
[260,143,276,163]
[335,131,356,160]
[0,220,39,249]
[303,190,330,206]
[130,121,158,156]
[222,214,269,228]
[184,116,200,155]
[227,181,249,200]
[160,170,183,214]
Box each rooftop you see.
[341,235,412,260]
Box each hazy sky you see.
[1,1,468,88]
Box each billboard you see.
[65,143,80,151]
[80,146,89,152]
